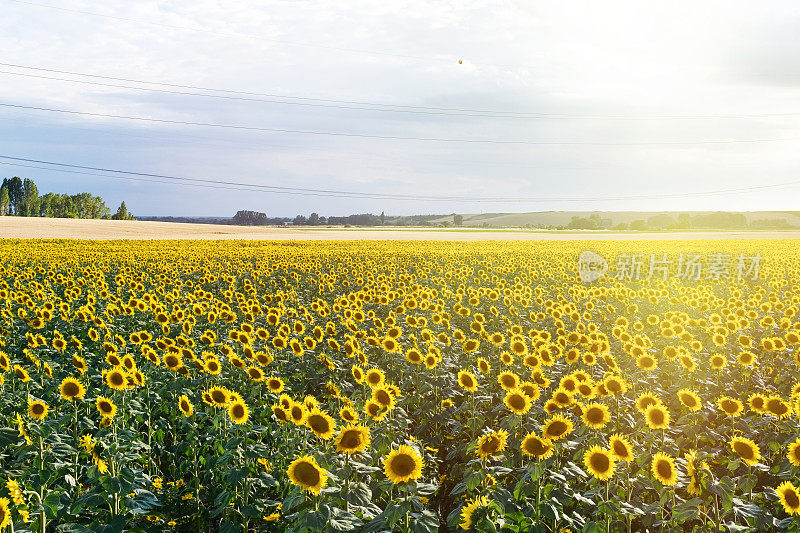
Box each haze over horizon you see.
[2,1,800,217]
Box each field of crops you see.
[1,239,799,532]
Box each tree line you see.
[0,177,133,220]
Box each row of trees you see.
[0,177,133,220]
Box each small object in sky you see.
[458,59,462,64]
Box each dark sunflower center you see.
[786,489,800,508]
[548,421,567,436]
[733,441,754,460]
[657,461,672,479]
[391,454,415,476]
[340,430,362,449]
[461,376,474,388]
[110,373,124,386]
[721,400,738,413]
[524,438,546,456]
[309,415,329,433]
[587,407,604,423]
[232,404,245,418]
[590,453,610,473]
[211,391,226,404]
[63,382,79,397]
[376,391,391,406]
[613,441,627,457]
[32,403,45,415]
[99,401,112,414]
[295,462,321,486]
[502,377,516,388]
[509,394,526,410]
[769,400,788,415]
[649,409,664,425]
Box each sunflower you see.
[372,386,396,410]
[766,396,791,419]
[520,433,554,460]
[96,396,118,419]
[717,396,743,417]
[737,351,756,367]
[228,400,249,424]
[365,368,385,388]
[246,365,264,382]
[105,368,128,390]
[475,430,509,458]
[504,388,532,415]
[383,445,424,484]
[335,425,370,454]
[603,375,628,395]
[498,371,520,391]
[636,354,658,372]
[287,455,328,494]
[271,405,289,423]
[340,406,358,424]
[459,495,492,530]
[541,414,574,441]
[351,365,364,385]
[519,381,541,401]
[59,376,86,402]
[28,399,49,420]
[364,400,386,421]
[709,354,727,370]
[179,395,194,417]
[0,497,10,530]
[287,402,306,425]
[584,445,616,481]
[13,365,30,382]
[677,389,702,412]
[458,370,478,392]
[645,403,671,430]
[306,409,336,439]
[787,437,800,467]
[609,434,634,462]
[477,357,491,373]
[582,403,611,429]
[651,452,678,486]
[636,392,661,414]
[552,389,574,407]
[266,376,285,393]
[208,386,231,407]
[776,481,800,516]
[730,437,760,466]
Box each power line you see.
[1,155,799,203]
[2,62,798,120]
[1,102,795,146]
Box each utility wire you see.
[1,62,797,120]
[1,155,798,203]
[1,102,795,146]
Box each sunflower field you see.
[1,239,800,532]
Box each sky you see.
[1,0,799,217]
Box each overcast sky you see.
[1,0,799,217]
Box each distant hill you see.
[421,211,800,230]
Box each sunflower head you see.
[457,370,478,392]
[475,430,509,459]
[59,377,86,402]
[717,396,743,417]
[335,425,370,454]
[584,445,616,481]
[520,433,553,460]
[677,389,702,412]
[306,409,336,439]
[777,481,800,516]
[287,455,328,494]
[730,437,760,466]
[179,395,194,417]
[651,452,678,486]
[609,434,634,462]
[645,403,671,430]
[228,400,249,424]
[582,402,611,429]
[504,388,532,415]
[28,399,49,421]
[541,414,574,441]
[383,445,424,484]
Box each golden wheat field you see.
[2,239,800,532]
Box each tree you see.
[454,214,463,227]
[2,177,23,215]
[232,210,267,225]
[0,186,8,216]
[293,214,307,226]
[308,212,320,226]
[19,178,39,216]
[112,201,134,220]
[380,211,385,225]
